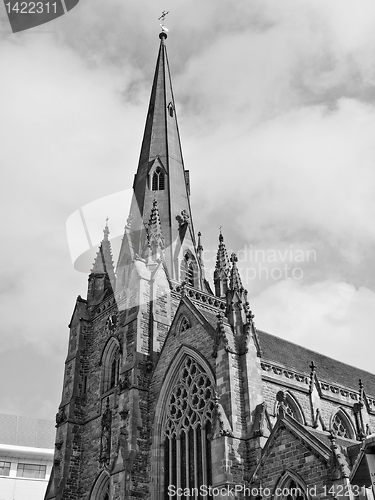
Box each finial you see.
[158,11,169,39]
[359,379,364,403]
[103,217,110,240]
[197,231,203,251]
[219,226,224,242]
[309,361,316,372]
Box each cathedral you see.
[45,30,375,500]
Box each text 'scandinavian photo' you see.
[1,1,375,499]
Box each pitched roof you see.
[257,329,375,396]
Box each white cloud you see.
[1,0,375,418]
[252,279,375,373]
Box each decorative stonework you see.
[261,362,309,385]
[105,313,118,333]
[55,407,66,427]
[100,399,112,466]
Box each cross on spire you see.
[158,10,169,22]
[158,10,169,34]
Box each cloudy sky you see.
[1,0,375,421]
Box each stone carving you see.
[100,398,112,466]
[118,372,130,391]
[55,407,66,427]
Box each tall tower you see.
[45,30,216,500]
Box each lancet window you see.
[163,356,214,499]
[277,476,307,500]
[101,338,121,393]
[152,167,165,191]
[110,352,120,390]
[168,102,174,117]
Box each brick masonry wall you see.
[259,427,329,498]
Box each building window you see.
[163,356,214,498]
[101,337,121,393]
[180,316,190,333]
[152,167,165,191]
[0,461,10,476]
[275,391,304,424]
[278,477,306,500]
[331,410,353,438]
[283,399,296,419]
[16,463,46,479]
[110,353,120,389]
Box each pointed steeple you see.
[88,221,115,304]
[117,32,201,286]
[91,222,115,280]
[214,231,231,298]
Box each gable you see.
[153,299,217,383]
[254,423,330,490]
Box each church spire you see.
[117,31,201,286]
[88,221,116,304]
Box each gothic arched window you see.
[89,471,110,500]
[331,409,354,439]
[110,353,120,389]
[163,356,214,498]
[101,338,121,393]
[275,392,304,424]
[152,167,165,191]
[276,474,307,500]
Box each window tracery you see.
[275,391,304,424]
[331,410,353,438]
[179,316,190,333]
[152,167,165,191]
[163,356,214,497]
[283,400,296,419]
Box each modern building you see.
[0,413,54,500]
[45,30,375,500]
